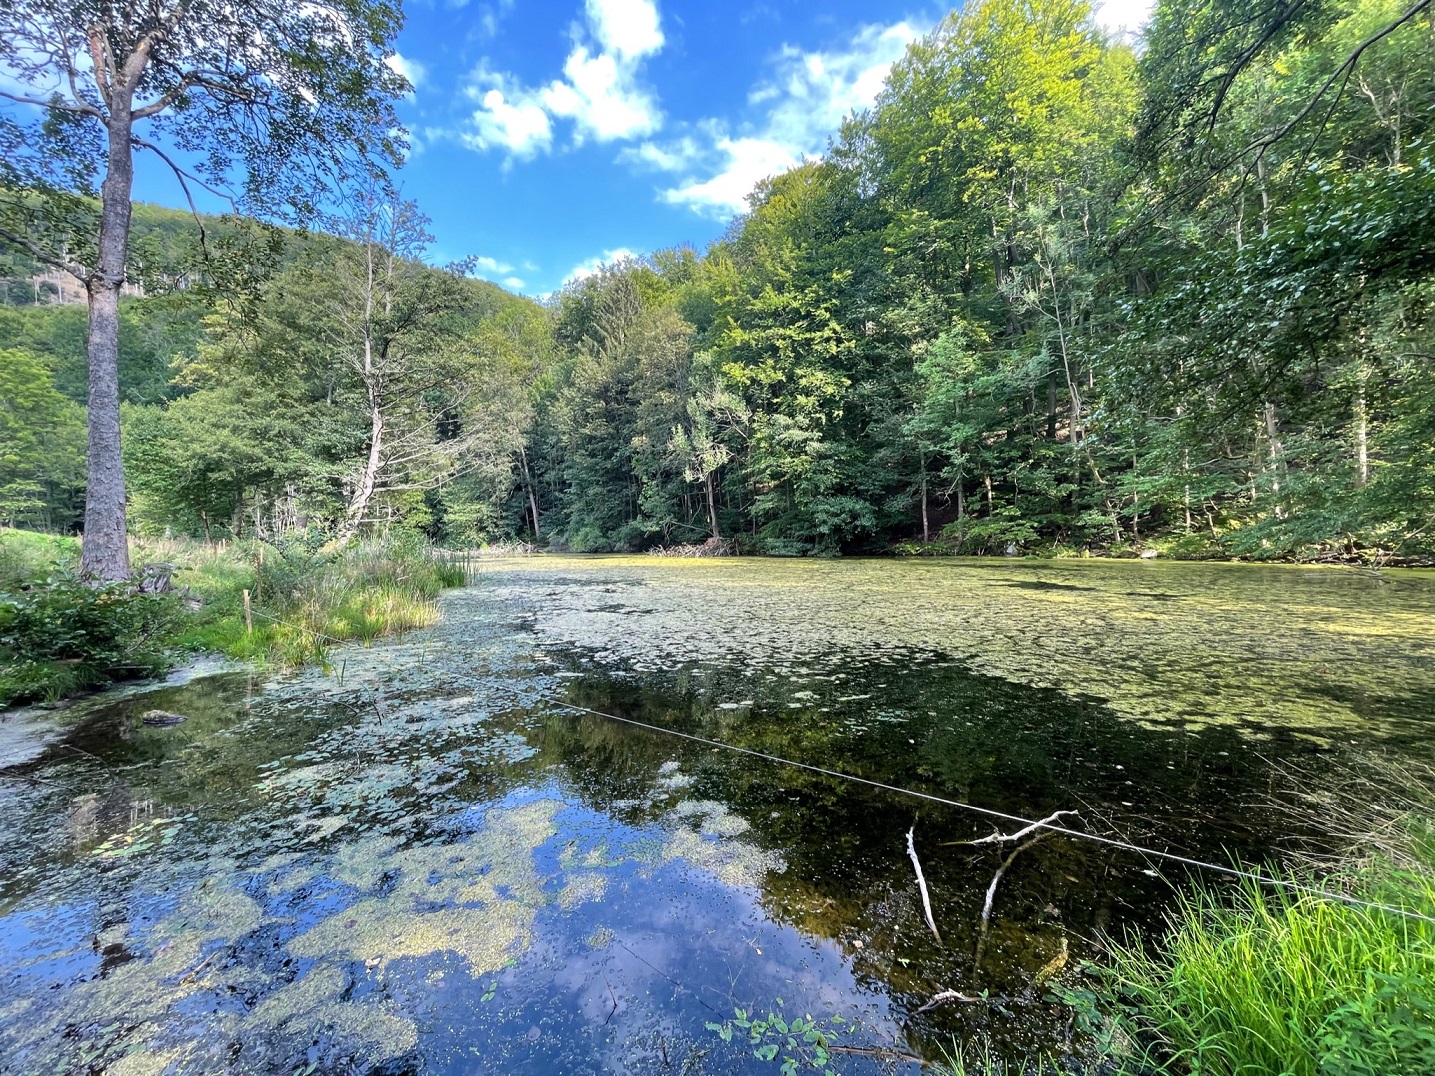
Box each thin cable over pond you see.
[240,602,1435,924]
[548,699,1435,925]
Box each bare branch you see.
[0,87,102,117]
[0,222,88,282]
[955,809,1079,847]
[906,827,942,943]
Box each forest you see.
[3,4,1435,1076]
[2,0,1433,562]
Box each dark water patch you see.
[530,643,1340,1057]
[2,560,1432,1072]
[997,580,1098,592]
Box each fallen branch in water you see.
[176,948,219,985]
[981,832,1052,931]
[827,1044,927,1064]
[974,832,1055,969]
[915,989,983,1014]
[603,975,619,1026]
[950,810,1078,847]
[907,826,942,943]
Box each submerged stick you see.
[906,826,942,943]
[953,809,1079,847]
[981,833,1051,930]
[974,832,1054,968]
[915,988,983,1014]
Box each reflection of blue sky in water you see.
[0,664,901,1074]
[4,556,1434,1071]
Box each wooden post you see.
[243,589,253,636]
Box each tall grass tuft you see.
[932,1040,1065,1075]
[165,531,466,667]
[1105,764,1435,1076]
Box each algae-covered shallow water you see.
[2,556,1433,1074]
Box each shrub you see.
[0,571,180,705]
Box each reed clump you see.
[169,532,467,666]
[1103,762,1435,1076]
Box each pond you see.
[2,556,1433,1074]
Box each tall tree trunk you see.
[342,404,384,543]
[519,445,541,539]
[80,103,136,581]
[919,455,930,543]
[704,471,721,540]
[1262,402,1286,518]
[1354,363,1370,488]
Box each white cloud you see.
[761,23,920,150]
[502,275,527,290]
[586,0,664,60]
[660,137,803,217]
[460,0,663,159]
[635,20,925,218]
[1092,0,1155,35]
[565,247,640,284]
[541,46,661,141]
[385,52,428,91]
[473,255,514,275]
[461,67,554,158]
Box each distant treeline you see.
[4,0,1434,560]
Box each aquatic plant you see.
[706,1003,846,1075]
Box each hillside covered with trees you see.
[4,0,1434,562]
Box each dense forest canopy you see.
[3,0,1434,560]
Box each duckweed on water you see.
[487,556,1435,738]
[2,557,1434,1072]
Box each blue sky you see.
[136,1,1150,295]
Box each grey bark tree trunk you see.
[704,471,720,540]
[340,402,384,544]
[519,445,541,539]
[80,100,137,581]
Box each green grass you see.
[930,1040,1066,1075]
[157,531,466,668]
[0,527,467,706]
[1098,765,1435,1076]
[0,528,80,589]
[1106,877,1435,1075]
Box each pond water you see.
[2,556,1433,1074]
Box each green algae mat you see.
[2,556,1432,1073]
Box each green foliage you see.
[0,527,80,589]
[7,0,1435,567]
[0,347,86,530]
[0,572,179,706]
[1102,873,1435,1076]
[705,1002,844,1074]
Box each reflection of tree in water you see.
[539,645,1331,1052]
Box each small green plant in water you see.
[706,1001,844,1075]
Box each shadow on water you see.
[532,643,1342,1059]
[0,562,1426,1073]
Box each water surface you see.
[2,556,1432,1073]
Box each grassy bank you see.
[161,533,466,665]
[0,528,466,707]
[1094,763,1435,1076]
